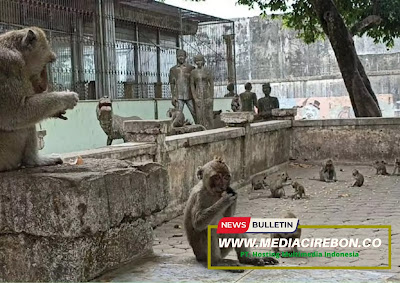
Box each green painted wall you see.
[40,98,233,154]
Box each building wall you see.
[60,117,400,222]
[40,99,233,155]
[233,16,400,115]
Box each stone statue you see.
[190,54,215,129]
[224,82,235,97]
[169,49,196,123]
[257,83,279,115]
[96,97,141,145]
[239,82,258,112]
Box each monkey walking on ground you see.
[392,159,400,176]
[0,27,79,172]
[271,212,301,254]
[351,169,364,187]
[373,160,389,175]
[291,181,306,199]
[184,157,278,272]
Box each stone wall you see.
[0,159,168,281]
[291,118,400,164]
[234,16,400,102]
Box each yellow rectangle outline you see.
[207,224,391,270]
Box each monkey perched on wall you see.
[393,159,400,176]
[167,107,191,128]
[319,159,337,182]
[271,212,301,253]
[184,157,278,271]
[0,27,79,172]
[373,160,389,175]
[351,169,364,187]
[291,181,306,199]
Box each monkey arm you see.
[191,197,231,231]
[0,91,77,131]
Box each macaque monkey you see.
[0,27,79,172]
[373,160,389,175]
[291,181,306,199]
[351,169,364,187]
[271,212,301,253]
[319,159,337,182]
[269,172,291,198]
[184,157,278,272]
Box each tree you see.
[188,0,400,117]
[242,0,400,116]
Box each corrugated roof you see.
[120,0,232,24]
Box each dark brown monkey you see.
[184,157,278,272]
[291,181,306,199]
[392,159,400,176]
[351,169,364,187]
[271,212,301,253]
[269,172,291,198]
[319,159,337,182]
[373,160,389,175]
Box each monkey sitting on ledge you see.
[0,27,79,172]
[184,157,278,272]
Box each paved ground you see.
[98,163,400,282]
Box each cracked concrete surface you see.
[97,164,400,282]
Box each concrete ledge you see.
[0,159,168,281]
[293,117,400,127]
[61,142,156,162]
[251,120,292,134]
[165,127,245,151]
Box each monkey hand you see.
[221,191,237,205]
[53,111,68,120]
[58,91,79,110]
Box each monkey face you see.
[14,27,56,93]
[352,169,359,176]
[199,157,231,196]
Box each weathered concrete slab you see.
[124,120,172,143]
[220,112,255,125]
[170,124,205,135]
[0,158,168,282]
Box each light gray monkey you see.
[184,157,278,272]
[0,27,79,172]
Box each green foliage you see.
[236,0,400,47]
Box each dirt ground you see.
[98,163,400,282]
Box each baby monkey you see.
[351,169,364,187]
[373,160,389,175]
[291,181,306,199]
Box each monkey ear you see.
[196,166,203,180]
[22,30,37,48]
